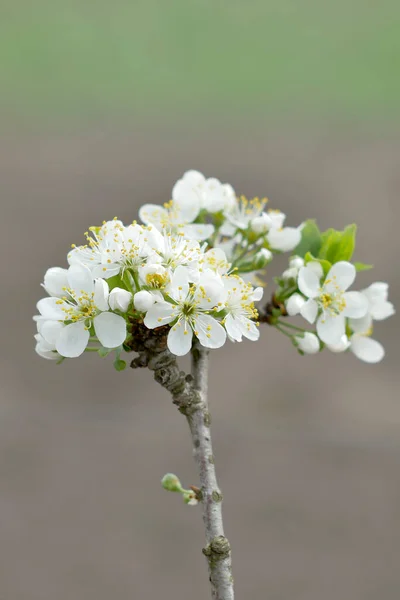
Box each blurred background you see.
[0,1,399,599]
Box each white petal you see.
[194,314,226,349]
[169,266,191,301]
[224,314,243,342]
[56,321,89,358]
[300,298,318,323]
[36,297,66,320]
[326,334,351,353]
[167,321,193,356]
[43,267,69,297]
[236,317,260,341]
[325,261,355,292]
[307,261,324,279]
[67,265,94,295]
[267,227,301,252]
[363,282,388,303]
[298,266,320,298]
[252,287,264,302]
[139,204,168,228]
[181,224,214,241]
[350,335,385,363]
[370,300,395,321]
[316,313,345,345]
[286,293,306,317]
[182,170,206,185]
[94,278,110,311]
[92,264,121,279]
[94,312,127,348]
[143,302,177,329]
[342,291,368,318]
[172,180,201,218]
[40,320,65,345]
[349,313,372,334]
[195,272,226,308]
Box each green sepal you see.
[293,219,322,258]
[304,252,332,276]
[106,274,126,291]
[98,347,113,358]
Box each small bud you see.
[250,213,272,234]
[295,332,320,354]
[282,267,298,281]
[254,248,273,268]
[134,290,156,312]
[161,473,183,493]
[285,293,305,316]
[183,490,199,506]
[289,256,304,269]
[108,287,132,312]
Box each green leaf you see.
[304,252,332,276]
[107,274,126,291]
[293,219,321,258]
[113,358,127,371]
[319,224,357,263]
[354,261,373,272]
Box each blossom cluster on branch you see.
[34,170,394,367]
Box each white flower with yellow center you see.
[143,266,227,356]
[222,276,263,342]
[139,193,214,242]
[68,220,157,279]
[297,261,368,345]
[35,265,127,358]
[221,196,268,235]
[144,230,202,282]
[200,248,231,276]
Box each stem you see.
[189,344,234,600]
[130,334,234,600]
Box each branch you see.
[130,327,234,600]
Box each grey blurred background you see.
[1,2,400,599]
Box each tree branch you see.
[130,328,234,599]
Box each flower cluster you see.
[34,170,394,366]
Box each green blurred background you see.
[1,3,400,600]
[1,0,400,128]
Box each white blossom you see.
[35,265,127,358]
[223,276,263,342]
[68,220,158,279]
[143,267,227,356]
[297,261,368,345]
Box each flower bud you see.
[282,267,298,281]
[161,473,183,493]
[134,290,156,312]
[295,332,320,354]
[254,248,273,268]
[250,213,272,234]
[108,287,132,312]
[183,490,199,506]
[289,256,304,269]
[285,293,305,316]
